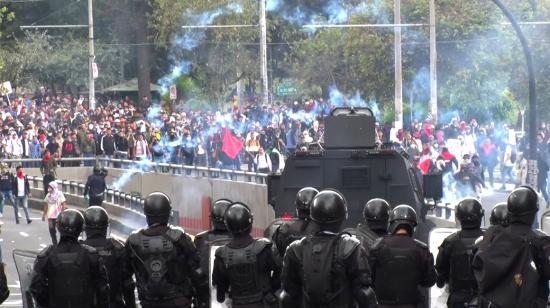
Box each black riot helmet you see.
[224,202,253,235]
[508,186,538,223]
[490,202,509,227]
[144,192,172,227]
[295,187,319,219]
[455,198,484,229]
[507,186,539,225]
[310,189,348,232]
[389,205,417,235]
[84,206,109,238]
[57,209,85,238]
[211,199,232,231]
[363,198,391,232]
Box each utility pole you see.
[429,0,437,124]
[259,0,269,106]
[88,0,95,110]
[394,0,403,130]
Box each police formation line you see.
[23,186,550,308]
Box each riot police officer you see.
[83,206,136,308]
[29,209,109,308]
[489,202,508,227]
[84,166,107,207]
[212,202,280,308]
[435,198,484,308]
[194,198,233,285]
[280,189,378,308]
[345,198,390,250]
[369,204,436,308]
[272,187,318,257]
[473,186,550,307]
[125,192,209,308]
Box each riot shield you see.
[428,228,457,308]
[541,210,550,234]
[13,249,39,308]
[209,238,232,308]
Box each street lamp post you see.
[491,0,538,189]
[259,0,269,106]
[88,0,95,110]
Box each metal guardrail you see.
[2,157,269,184]
[27,175,145,214]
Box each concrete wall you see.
[30,167,273,236]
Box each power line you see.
[21,25,87,29]
[303,23,428,28]
[181,25,258,29]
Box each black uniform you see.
[473,224,550,308]
[83,235,136,308]
[435,228,484,307]
[194,198,233,286]
[271,187,319,259]
[84,173,107,206]
[29,237,110,308]
[345,222,385,251]
[370,235,437,307]
[272,218,316,257]
[125,225,208,308]
[436,198,484,308]
[194,229,232,284]
[472,186,550,308]
[281,189,377,308]
[212,235,279,308]
[282,232,373,308]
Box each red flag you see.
[221,128,243,160]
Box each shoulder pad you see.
[195,230,208,239]
[253,238,272,253]
[371,237,384,250]
[37,245,55,258]
[214,245,226,258]
[287,236,306,256]
[166,226,186,242]
[534,229,548,237]
[473,236,484,248]
[108,238,125,250]
[414,239,429,250]
[342,227,358,236]
[127,229,142,245]
[339,234,361,258]
[439,231,460,248]
[81,244,98,254]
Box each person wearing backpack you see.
[125,192,209,308]
[435,198,484,308]
[344,198,391,252]
[212,203,280,308]
[83,206,136,308]
[369,205,437,308]
[29,209,110,308]
[271,187,318,259]
[280,189,378,308]
[472,186,550,308]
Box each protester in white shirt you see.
[254,147,272,174]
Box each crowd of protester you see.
[1,91,550,203]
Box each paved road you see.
[0,205,49,308]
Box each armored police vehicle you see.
[267,107,426,229]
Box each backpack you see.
[473,227,540,308]
[300,236,350,304]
